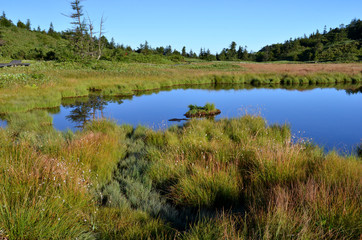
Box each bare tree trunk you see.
[87,13,95,57]
[97,15,105,60]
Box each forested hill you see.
[0,11,361,63]
[255,19,362,62]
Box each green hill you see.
[255,19,362,62]
[0,17,70,60]
[1,13,361,63]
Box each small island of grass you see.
[184,103,221,118]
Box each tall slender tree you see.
[48,22,55,34]
[25,19,31,30]
[182,46,186,57]
[65,0,87,56]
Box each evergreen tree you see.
[67,0,87,55]
[237,46,243,60]
[182,46,186,57]
[0,12,13,27]
[188,49,194,58]
[26,19,31,30]
[109,38,116,49]
[227,41,237,60]
[48,22,55,34]
[156,46,164,55]
[164,45,172,56]
[16,20,27,28]
[347,19,362,40]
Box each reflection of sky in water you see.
[0,119,6,128]
[51,87,362,152]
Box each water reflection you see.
[49,83,362,154]
[345,86,362,95]
[0,117,6,128]
[0,83,361,154]
[62,96,117,128]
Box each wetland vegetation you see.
[0,5,361,240]
[0,115,361,239]
[0,45,361,240]
[184,103,221,118]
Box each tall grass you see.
[0,115,360,239]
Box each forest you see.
[0,10,361,63]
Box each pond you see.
[50,84,362,153]
[0,119,6,128]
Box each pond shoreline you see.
[1,77,361,114]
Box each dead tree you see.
[86,13,95,57]
[97,15,105,60]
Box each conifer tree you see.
[48,22,55,34]
[25,19,31,30]
[182,46,186,57]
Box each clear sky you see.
[1,0,361,53]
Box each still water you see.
[51,85,362,153]
[0,119,6,128]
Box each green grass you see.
[0,116,360,239]
[185,103,221,118]
[0,61,361,114]
[0,59,361,239]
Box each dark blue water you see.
[51,86,362,153]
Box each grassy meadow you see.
[0,60,361,114]
[0,61,361,239]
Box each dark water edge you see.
[1,83,361,154]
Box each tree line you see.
[0,3,360,63]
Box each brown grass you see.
[238,62,362,75]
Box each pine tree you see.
[67,0,87,55]
[182,46,186,57]
[17,20,27,28]
[26,19,31,30]
[48,22,55,34]
[0,12,13,27]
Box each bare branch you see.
[97,14,105,60]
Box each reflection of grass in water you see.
[0,115,360,239]
[0,61,361,114]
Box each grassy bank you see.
[0,115,360,239]
[0,61,361,114]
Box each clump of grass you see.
[0,72,52,88]
[95,207,174,239]
[0,115,360,239]
[0,132,94,239]
[182,212,244,240]
[185,103,221,118]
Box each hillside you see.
[0,25,69,60]
[256,19,362,62]
[1,13,361,63]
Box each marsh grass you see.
[185,103,221,118]
[0,114,360,239]
[0,61,360,114]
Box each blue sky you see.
[1,0,361,53]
